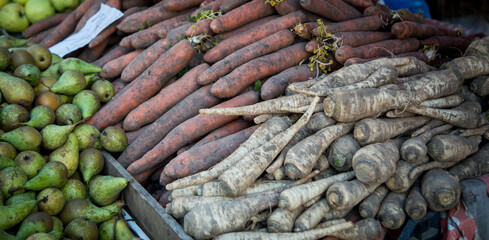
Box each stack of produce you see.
[0,37,136,239]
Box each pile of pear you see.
[0,38,135,239]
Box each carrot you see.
[118,84,221,167]
[122,63,208,131]
[211,42,311,98]
[162,125,259,180]
[284,123,354,179]
[163,0,205,12]
[117,2,183,33]
[327,134,360,172]
[428,134,482,162]
[377,192,407,229]
[274,0,304,15]
[198,30,296,85]
[353,116,431,146]
[219,0,249,13]
[185,19,213,37]
[448,142,489,180]
[41,0,98,47]
[334,38,420,64]
[29,27,54,44]
[441,55,489,80]
[122,0,152,10]
[401,124,453,164]
[334,31,394,48]
[77,37,109,63]
[125,124,150,145]
[358,185,388,218]
[328,218,382,240]
[191,0,225,18]
[74,0,105,33]
[326,179,380,211]
[267,206,305,233]
[210,0,275,34]
[132,162,163,184]
[100,50,144,79]
[120,23,192,82]
[127,91,259,175]
[23,12,70,38]
[312,16,383,36]
[204,11,308,63]
[300,0,348,22]
[91,46,132,68]
[133,21,191,49]
[421,36,471,52]
[391,21,458,39]
[394,8,424,23]
[292,22,320,40]
[190,118,252,149]
[86,40,195,131]
[363,5,392,23]
[405,184,427,220]
[261,65,317,101]
[421,168,460,211]
[342,0,373,8]
[111,78,127,95]
[327,0,363,19]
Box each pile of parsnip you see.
[163,37,489,239]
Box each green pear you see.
[0,166,27,197]
[79,148,104,183]
[72,90,100,119]
[0,126,42,151]
[91,80,114,103]
[48,216,63,240]
[0,3,30,33]
[73,124,102,150]
[0,155,15,170]
[26,233,56,240]
[51,54,63,64]
[100,126,128,153]
[55,104,82,125]
[40,124,75,150]
[0,228,17,240]
[0,191,3,205]
[34,77,57,96]
[59,198,122,225]
[0,199,37,230]
[0,47,11,71]
[0,36,30,49]
[16,211,54,240]
[23,161,68,191]
[0,141,17,159]
[69,170,83,182]
[59,58,102,75]
[5,191,37,211]
[37,187,65,215]
[26,44,52,71]
[51,0,78,12]
[84,73,100,87]
[98,216,116,240]
[115,218,140,240]
[49,133,79,177]
[21,105,56,129]
[14,64,41,87]
[40,63,60,80]
[63,217,98,240]
[0,103,29,131]
[0,71,35,107]
[61,179,87,202]
[49,70,86,96]
[15,150,46,179]
[89,175,128,207]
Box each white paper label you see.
[49,3,123,57]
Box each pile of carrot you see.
[28,0,489,238]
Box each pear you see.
[10,50,35,71]
[5,191,37,211]
[59,58,102,75]
[63,217,98,240]
[40,63,61,80]
[37,187,65,215]
[35,91,62,112]
[0,126,42,151]
[23,161,68,191]
[49,70,86,96]
[89,175,128,207]
[0,228,17,240]
[55,104,82,125]
[15,150,46,179]
[49,133,79,177]
[27,44,52,71]
[0,46,11,71]
[16,211,54,240]
[0,36,31,49]
[100,126,128,153]
[34,77,57,96]
[84,73,100,87]
[51,53,63,64]
[0,155,15,170]
[0,103,29,131]
[0,166,27,197]
[91,80,114,103]
[41,123,76,150]
[69,170,83,182]
[98,216,116,240]
[21,105,56,129]
[72,90,100,119]
[115,218,140,240]
[0,71,35,108]
[0,199,38,230]
[26,233,56,240]
[61,179,87,202]
[73,124,102,150]
[59,198,122,225]
[79,148,104,183]
[48,216,63,240]
[0,141,17,159]
[14,63,41,87]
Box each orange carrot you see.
[421,36,471,51]
[391,21,459,39]
[112,78,127,95]
[85,40,195,131]
[185,19,213,37]
[122,63,209,131]
[211,42,311,98]
[343,0,373,8]
[198,29,296,85]
[133,161,166,185]
[261,64,317,100]
[100,50,144,79]
[394,8,424,23]
[275,0,304,15]
[91,46,132,67]
[334,31,394,47]
[23,12,70,38]
[220,0,249,13]
[300,0,349,22]
[126,91,259,174]
[120,23,192,82]
[74,0,105,33]
[29,27,55,44]
[312,16,383,36]
[327,0,363,19]
[79,37,110,63]
[210,0,275,34]
[293,21,320,39]
[204,11,307,63]
[122,0,152,10]
[190,118,252,149]
[158,190,171,208]
[118,85,221,168]
[363,5,392,23]
[334,38,420,64]
[163,125,259,181]
[305,38,320,53]
[163,0,205,11]
[191,0,226,18]
[126,124,150,144]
